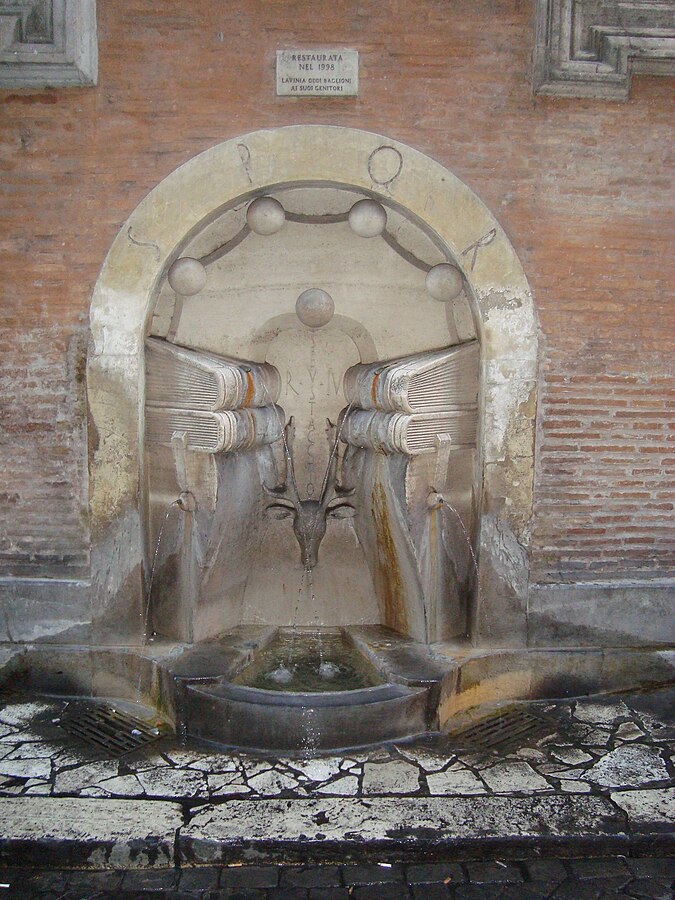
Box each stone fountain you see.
[138,187,480,752]
[6,128,665,757]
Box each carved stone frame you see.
[0,0,97,88]
[87,126,538,648]
[533,0,675,99]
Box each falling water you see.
[143,499,180,644]
[308,401,354,674]
[438,497,479,579]
[260,376,356,686]
[299,705,320,757]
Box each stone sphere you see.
[295,288,335,328]
[246,196,286,235]
[348,198,387,238]
[167,257,207,296]
[425,263,464,302]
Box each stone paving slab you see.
[0,797,182,869]
[0,689,672,870]
[179,795,630,865]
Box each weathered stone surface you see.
[282,757,343,783]
[53,760,120,794]
[180,795,625,861]
[584,745,669,788]
[558,780,591,793]
[362,759,421,794]
[426,766,486,795]
[316,774,360,795]
[549,747,593,766]
[0,702,53,727]
[0,757,52,779]
[614,722,645,743]
[206,774,250,795]
[610,788,675,830]
[573,700,631,724]
[0,798,182,867]
[480,762,552,794]
[247,769,303,795]
[96,774,144,796]
[136,766,206,798]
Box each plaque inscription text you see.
[276,50,359,97]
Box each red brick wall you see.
[0,0,673,584]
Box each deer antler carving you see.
[265,417,355,569]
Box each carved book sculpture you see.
[341,342,479,453]
[145,338,283,453]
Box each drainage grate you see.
[59,703,165,757]
[445,706,557,753]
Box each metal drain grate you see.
[446,707,556,753]
[59,703,164,757]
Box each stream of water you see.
[143,498,180,643]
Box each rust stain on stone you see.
[243,370,255,407]
[371,371,380,407]
[371,482,408,635]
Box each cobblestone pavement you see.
[1,690,673,806]
[1,855,674,898]
[0,687,673,893]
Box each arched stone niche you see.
[87,125,538,648]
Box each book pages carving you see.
[145,338,283,453]
[342,342,479,455]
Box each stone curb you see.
[1,794,673,869]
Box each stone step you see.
[1,793,672,870]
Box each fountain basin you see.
[170,627,446,754]
[184,680,431,754]
[2,627,672,757]
[232,631,383,693]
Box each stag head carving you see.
[265,418,355,569]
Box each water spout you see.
[428,489,479,578]
[143,493,196,644]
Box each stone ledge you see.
[528,583,675,647]
[1,792,671,869]
[0,577,91,643]
[179,795,632,865]
[0,797,182,868]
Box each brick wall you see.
[534,368,674,583]
[0,0,672,587]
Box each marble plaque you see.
[276,50,359,97]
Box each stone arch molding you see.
[87,125,538,647]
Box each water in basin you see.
[233,631,384,693]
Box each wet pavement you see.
[1,854,674,898]
[0,686,672,896]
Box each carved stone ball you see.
[425,263,464,302]
[348,198,387,238]
[246,196,286,235]
[167,257,207,296]
[296,288,335,328]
